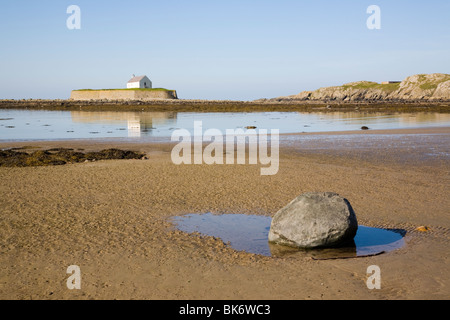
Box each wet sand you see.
[0,127,449,300]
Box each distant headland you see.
[1,73,449,113]
[261,73,450,103]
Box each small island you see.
[70,75,178,101]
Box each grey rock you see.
[268,192,358,248]
[269,73,450,102]
[433,80,450,99]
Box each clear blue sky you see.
[0,0,449,100]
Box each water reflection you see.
[70,111,178,138]
[289,111,450,131]
[172,213,406,259]
[269,226,406,260]
[0,109,449,141]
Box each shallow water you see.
[1,109,449,141]
[172,213,405,259]
[281,132,450,162]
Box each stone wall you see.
[70,89,178,101]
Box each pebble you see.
[415,226,430,232]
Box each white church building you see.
[127,75,152,89]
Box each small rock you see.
[361,126,369,130]
[415,226,430,232]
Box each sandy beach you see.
[0,127,449,300]
[2,0,450,304]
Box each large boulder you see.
[268,192,358,248]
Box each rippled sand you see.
[0,127,449,300]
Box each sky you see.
[0,0,449,100]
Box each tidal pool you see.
[172,213,406,259]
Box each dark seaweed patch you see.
[0,148,145,167]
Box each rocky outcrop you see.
[272,73,450,102]
[268,192,358,249]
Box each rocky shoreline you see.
[269,73,450,103]
[2,74,448,112]
[0,98,449,113]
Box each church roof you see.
[127,75,147,83]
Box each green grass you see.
[74,88,174,92]
[417,74,450,91]
[419,83,439,90]
[341,81,400,92]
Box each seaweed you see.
[0,148,145,167]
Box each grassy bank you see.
[340,81,401,93]
[73,88,175,92]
